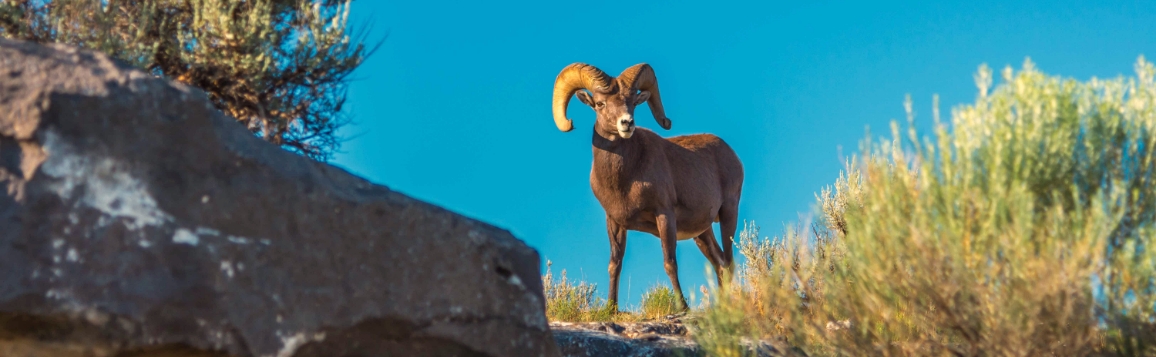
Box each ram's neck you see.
[591,130,645,188]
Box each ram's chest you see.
[590,178,656,221]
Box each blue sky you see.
[331,0,1156,307]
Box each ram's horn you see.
[551,63,615,132]
[617,63,671,130]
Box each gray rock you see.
[551,320,791,357]
[552,322,701,357]
[0,38,559,357]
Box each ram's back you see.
[658,133,744,214]
[666,133,743,183]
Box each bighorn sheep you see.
[551,62,744,310]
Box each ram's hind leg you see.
[656,211,689,311]
[719,202,740,281]
[693,228,727,287]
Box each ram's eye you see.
[595,101,605,109]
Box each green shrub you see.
[696,58,1156,357]
[0,0,372,160]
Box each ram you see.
[551,62,744,310]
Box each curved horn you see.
[552,63,615,132]
[617,63,671,130]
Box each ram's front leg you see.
[656,210,689,310]
[606,217,628,312]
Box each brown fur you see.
[558,64,744,311]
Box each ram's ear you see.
[633,91,651,106]
[576,90,595,107]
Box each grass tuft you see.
[639,284,682,320]
[543,261,692,323]
[542,261,606,322]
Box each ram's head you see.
[551,63,671,139]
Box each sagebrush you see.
[0,0,373,160]
[695,58,1156,357]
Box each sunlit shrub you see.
[697,58,1156,357]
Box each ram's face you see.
[576,89,651,139]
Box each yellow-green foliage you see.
[543,261,694,323]
[696,58,1156,357]
[543,261,617,322]
[639,284,682,320]
[0,0,370,160]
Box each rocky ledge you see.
[551,316,789,357]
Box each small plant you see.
[542,261,651,322]
[542,261,604,322]
[639,284,682,320]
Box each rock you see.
[550,319,790,357]
[0,38,559,357]
[551,321,700,357]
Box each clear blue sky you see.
[331,0,1156,308]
